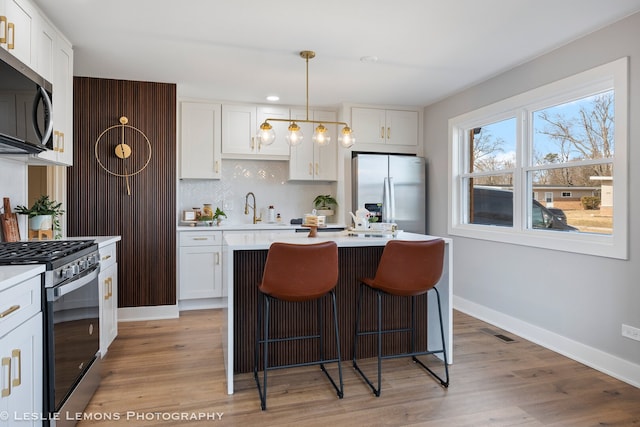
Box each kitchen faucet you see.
[244,192,261,224]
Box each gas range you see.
[0,239,99,287]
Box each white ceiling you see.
[33,0,640,108]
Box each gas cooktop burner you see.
[0,240,96,263]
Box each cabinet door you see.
[288,108,315,180]
[313,110,337,181]
[288,109,337,181]
[256,106,290,156]
[221,104,256,155]
[2,0,36,66]
[99,261,118,357]
[351,107,386,144]
[179,246,222,299]
[34,30,74,165]
[0,313,43,427]
[36,15,55,81]
[386,109,419,146]
[180,102,222,179]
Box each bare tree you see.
[536,92,614,185]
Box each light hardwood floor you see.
[78,309,640,426]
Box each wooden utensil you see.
[1,197,21,242]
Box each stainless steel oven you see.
[0,240,101,427]
[45,263,101,426]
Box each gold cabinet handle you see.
[0,305,20,318]
[214,160,219,174]
[104,278,110,300]
[193,237,209,241]
[1,357,10,397]
[250,136,255,150]
[59,132,65,153]
[0,16,7,44]
[7,22,14,50]
[308,163,313,176]
[11,349,21,387]
[387,127,391,140]
[315,162,319,175]
[53,131,60,152]
[101,254,112,261]
[108,277,113,298]
[380,126,385,139]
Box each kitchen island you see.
[222,231,452,394]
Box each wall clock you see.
[94,116,152,195]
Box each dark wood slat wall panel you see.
[234,246,430,373]
[68,77,176,307]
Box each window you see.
[449,58,628,259]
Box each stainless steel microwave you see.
[0,47,53,154]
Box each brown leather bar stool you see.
[352,239,449,396]
[254,241,343,410]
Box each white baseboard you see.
[178,298,227,312]
[118,304,179,321]
[454,295,640,389]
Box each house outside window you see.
[449,58,628,259]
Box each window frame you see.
[448,57,628,259]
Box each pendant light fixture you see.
[257,50,356,148]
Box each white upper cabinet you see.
[288,109,337,181]
[180,101,222,179]
[0,0,37,67]
[221,104,290,159]
[255,106,290,156]
[350,106,420,152]
[33,16,73,166]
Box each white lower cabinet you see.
[0,273,43,427]
[178,231,223,310]
[98,242,118,357]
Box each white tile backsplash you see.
[178,160,336,225]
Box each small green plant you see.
[15,195,65,239]
[313,195,337,210]
[213,207,227,223]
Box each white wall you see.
[178,159,336,225]
[424,12,640,386]
[0,158,29,238]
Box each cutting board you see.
[1,197,21,242]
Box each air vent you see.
[479,327,517,343]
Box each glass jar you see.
[203,204,213,218]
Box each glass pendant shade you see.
[338,126,355,148]
[286,122,304,146]
[257,122,276,145]
[312,124,331,146]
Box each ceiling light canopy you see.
[257,50,355,149]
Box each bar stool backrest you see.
[371,239,445,296]
[260,241,339,302]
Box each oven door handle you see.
[50,265,100,301]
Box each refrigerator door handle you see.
[389,177,396,223]
[383,177,390,223]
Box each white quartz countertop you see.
[224,230,449,250]
[177,223,296,232]
[177,223,347,232]
[0,264,45,292]
[67,235,122,248]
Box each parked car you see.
[547,207,568,223]
[471,187,578,231]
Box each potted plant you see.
[213,207,227,226]
[313,194,337,217]
[15,195,65,239]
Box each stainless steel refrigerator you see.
[352,153,426,233]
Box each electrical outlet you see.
[621,324,640,342]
